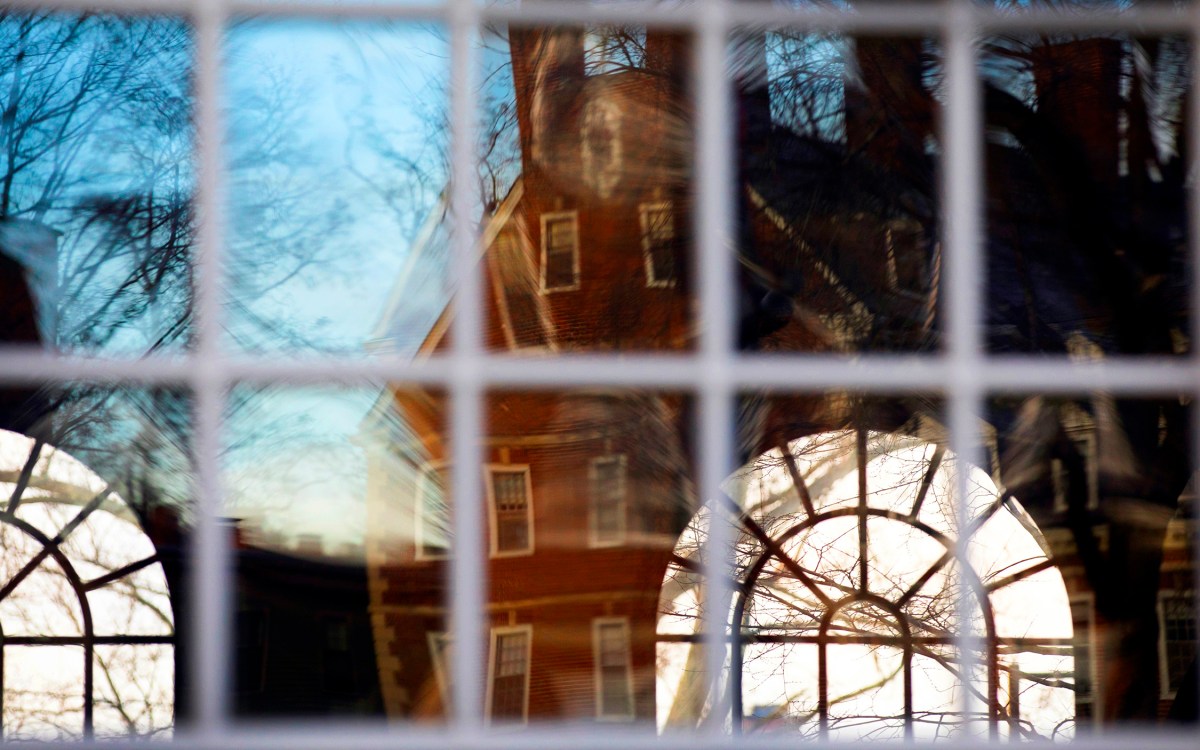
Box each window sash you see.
[639,201,676,288]
[589,455,627,547]
[486,465,534,555]
[487,626,532,724]
[540,212,580,292]
[593,618,634,720]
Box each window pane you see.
[477,24,696,353]
[985,393,1198,732]
[478,389,698,727]
[223,21,449,356]
[490,629,530,722]
[732,31,942,353]
[0,14,194,356]
[225,385,448,723]
[980,33,1191,358]
[0,385,189,739]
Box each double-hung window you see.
[540,211,579,292]
[487,625,532,724]
[593,618,634,721]
[487,464,534,556]
[589,455,627,547]
[3,0,1199,748]
[639,201,677,288]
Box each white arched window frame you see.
[658,428,1076,741]
[0,430,174,740]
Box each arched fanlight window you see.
[0,429,174,740]
[658,428,1075,741]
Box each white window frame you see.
[639,200,677,288]
[539,210,580,293]
[588,454,627,547]
[488,222,556,352]
[485,624,533,725]
[592,617,635,722]
[414,461,450,561]
[3,2,1199,749]
[485,463,535,557]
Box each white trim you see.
[485,624,533,725]
[485,463,535,557]
[488,222,558,353]
[539,210,581,293]
[591,617,635,722]
[639,201,677,289]
[414,462,450,561]
[588,455,628,548]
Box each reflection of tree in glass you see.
[0,429,175,740]
[730,6,1194,727]
[659,425,1076,741]
[0,14,192,352]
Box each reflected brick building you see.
[363,26,1197,733]
[363,27,697,725]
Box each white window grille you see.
[486,625,531,725]
[485,465,533,556]
[0,1,1196,749]
[592,617,635,721]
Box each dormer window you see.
[540,211,579,292]
[639,201,676,287]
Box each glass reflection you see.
[987,395,1197,727]
[469,26,695,353]
[223,21,449,355]
[981,34,1190,356]
[0,14,193,355]
[0,386,189,740]
[224,386,414,718]
[482,390,694,723]
[733,32,941,353]
[662,392,1198,739]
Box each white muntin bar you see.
[695,0,736,732]
[1190,3,1200,371]
[189,0,234,735]
[30,721,1200,750]
[0,0,1195,35]
[940,0,987,738]
[1188,2,1200,728]
[2,351,1200,394]
[446,0,486,734]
